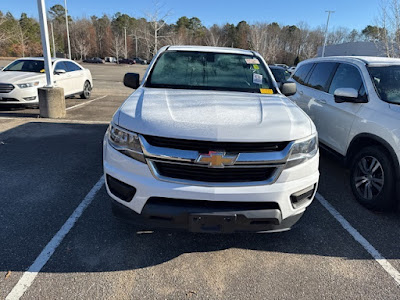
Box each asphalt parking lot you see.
[0,61,399,299]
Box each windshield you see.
[368,65,400,104]
[3,59,45,73]
[270,68,291,83]
[146,51,276,94]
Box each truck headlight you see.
[286,134,318,168]
[17,81,39,88]
[107,123,146,163]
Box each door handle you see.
[299,91,304,95]
[316,99,327,104]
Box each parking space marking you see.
[316,193,400,286]
[6,176,105,300]
[66,95,108,111]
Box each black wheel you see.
[350,146,395,211]
[80,81,91,99]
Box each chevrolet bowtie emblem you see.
[196,151,238,168]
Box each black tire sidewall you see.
[350,146,395,211]
[80,81,91,99]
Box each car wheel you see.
[80,81,91,99]
[350,146,395,211]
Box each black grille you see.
[154,161,276,183]
[0,98,18,102]
[143,135,288,153]
[0,83,15,93]
[147,197,280,210]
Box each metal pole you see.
[37,0,54,87]
[50,21,56,58]
[135,30,138,57]
[64,0,71,59]
[322,10,335,57]
[124,27,127,59]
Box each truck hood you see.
[0,71,44,84]
[117,88,313,142]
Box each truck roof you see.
[164,45,256,56]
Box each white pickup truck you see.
[103,46,319,233]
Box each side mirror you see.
[54,69,66,75]
[123,73,140,89]
[281,82,297,96]
[334,88,365,103]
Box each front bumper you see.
[0,86,39,105]
[103,139,319,233]
[111,197,304,233]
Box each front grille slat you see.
[154,161,276,183]
[144,135,288,153]
[0,83,15,93]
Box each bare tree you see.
[145,0,172,55]
[205,25,226,47]
[111,34,124,61]
[70,19,93,60]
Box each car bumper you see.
[0,86,39,105]
[103,139,320,233]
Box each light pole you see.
[36,0,66,120]
[124,27,127,59]
[50,21,56,58]
[37,0,54,87]
[322,10,335,57]
[135,30,138,57]
[64,0,71,59]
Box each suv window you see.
[64,61,82,72]
[329,63,365,96]
[368,65,400,104]
[307,62,338,92]
[292,63,313,85]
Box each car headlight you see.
[107,123,146,163]
[17,81,39,88]
[286,134,318,168]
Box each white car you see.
[103,45,319,233]
[289,56,400,211]
[0,57,93,106]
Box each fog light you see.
[106,175,136,202]
[23,96,37,101]
[290,185,316,209]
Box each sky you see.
[1,0,381,31]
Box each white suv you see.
[289,56,400,211]
[103,46,319,233]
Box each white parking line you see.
[316,193,400,286]
[6,176,105,300]
[66,95,107,111]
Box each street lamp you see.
[64,0,71,59]
[322,10,335,57]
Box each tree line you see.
[0,1,398,65]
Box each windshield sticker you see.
[260,88,273,94]
[245,58,260,64]
[253,73,263,85]
[253,64,259,70]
